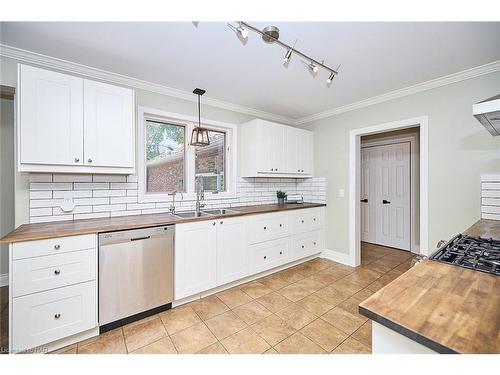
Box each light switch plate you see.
[339,189,345,198]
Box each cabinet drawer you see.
[12,234,95,260]
[290,231,321,261]
[289,208,321,234]
[249,238,289,273]
[12,248,96,297]
[247,213,288,244]
[12,281,97,351]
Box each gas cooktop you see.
[430,234,500,276]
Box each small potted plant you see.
[276,190,287,205]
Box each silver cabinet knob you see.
[279,251,283,255]
[74,158,80,163]
[87,158,93,163]
[264,256,267,259]
[313,242,317,246]
[54,244,60,250]
[54,313,61,319]
[220,221,223,225]
[212,222,216,226]
[54,269,61,275]
[301,220,305,223]
[302,245,305,248]
[270,168,274,171]
[263,226,267,230]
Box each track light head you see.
[283,49,292,65]
[308,62,319,74]
[227,22,248,40]
[326,72,336,84]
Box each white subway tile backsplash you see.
[29,174,326,223]
[53,174,93,182]
[29,174,52,182]
[110,182,137,190]
[30,207,53,217]
[30,199,64,208]
[74,212,110,220]
[93,174,127,182]
[53,190,93,199]
[93,204,127,213]
[30,182,72,191]
[30,191,52,199]
[93,190,126,197]
[74,182,109,190]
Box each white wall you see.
[305,71,500,255]
[0,97,15,276]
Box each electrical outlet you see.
[338,189,345,198]
[60,197,75,212]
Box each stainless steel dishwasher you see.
[98,225,174,332]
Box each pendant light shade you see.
[190,126,210,146]
[190,88,210,146]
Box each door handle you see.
[360,199,368,203]
[382,200,391,204]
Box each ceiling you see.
[1,22,500,120]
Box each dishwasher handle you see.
[130,236,151,242]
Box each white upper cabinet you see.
[19,65,84,167]
[240,119,313,178]
[18,64,135,174]
[83,80,134,168]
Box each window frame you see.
[195,127,227,193]
[137,106,237,203]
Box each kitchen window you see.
[195,129,226,192]
[138,107,236,203]
[145,120,186,193]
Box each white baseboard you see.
[0,273,8,287]
[321,249,352,266]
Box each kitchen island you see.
[359,219,500,354]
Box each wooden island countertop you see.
[359,219,500,354]
[0,202,325,244]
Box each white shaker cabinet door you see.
[174,220,217,300]
[83,80,135,168]
[216,217,247,286]
[19,65,84,166]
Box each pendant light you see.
[190,88,210,146]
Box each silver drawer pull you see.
[301,245,305,248]
[264,255,267,259]
[54,313,61,319]
[54,244,61,250]
[220,221,223,225]
[54,269,61,275]
[213,222,216,226]
[87,158,93,163]
[313,218,316,221]
[263,226,267,230]
[279,251,283,255]
[301,220,305,223]
[74,158,80,163]
[279,224,282,227]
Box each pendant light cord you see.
[198,94,201,128]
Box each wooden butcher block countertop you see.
[0,202,325,244]
[359,219,500,354]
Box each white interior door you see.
[361,142,411,251]
[360,147,376,243]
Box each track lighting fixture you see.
[283,49,292,65]
[227,21,339,86]
[227,22,248,39]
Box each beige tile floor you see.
[0,243,416,354]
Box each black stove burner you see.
[430,234,500,276]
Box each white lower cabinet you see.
[249,238,289,274]
[175,207,325,301]
[174,220,217,300]
[216,217,247,286]
[12,281,96,351]
[9,234,98,352]
[290,230,321,262]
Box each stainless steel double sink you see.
[174,208,240,219]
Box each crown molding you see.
[0,44,297,125]
[296,59,500,125]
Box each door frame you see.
[361,134,418,253]
[349,116,429,267]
